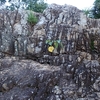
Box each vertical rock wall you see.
[0,4,100,99]
[0,4,100,60]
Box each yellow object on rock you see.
[48,46,54,52]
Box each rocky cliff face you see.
[0,4,100,60]
[0,4,100,100]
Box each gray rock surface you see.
[0,57,62,100]
[0,4,100,100]
[0,57,100,100]
[0,4,100,61]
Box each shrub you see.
[25,0,48,13]
[27,12,38,26]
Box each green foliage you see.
[0,0,6,5]
[26,0,48,13]
[6,3,20,11]
[82,8,94,18]
[83,9,90,17]
[90,40,95,50]
[27,12,38,26]
[0,0,48,13]
[46,40,53,46]
[91,0,100,18]
[46,40,63,50]
[83,0,100,18]
[54,41,59,49]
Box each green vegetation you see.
[6,3,20,11]
[91,0,100,18]
[82,8,92,17]
[83,0,100,18]
[83,9,90,16]
[0,0,6,5]
[83,0,100,19]
[0,0,48,13]
[27,12,38,26]
[25,0,48,13]
[46,40,63,52]
[90,40,95,50]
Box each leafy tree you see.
[0,0,12,5]
[22,0,48,13]
[0,0,48,13]
[0,0,6,5]
[91,0,100,18]
[6,2,21,11]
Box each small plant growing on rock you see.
[90,40,95,51]
[46,40,63,53]
[27,12,38,26]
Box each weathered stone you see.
[93,77,100,91]
[0,4,100,60]
[52,86,62,95]
[0,57,62,100]
[0,3,100,100]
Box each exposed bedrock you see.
[0,4,100,59]
[0,57,100,100]
[0,4,100,100]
